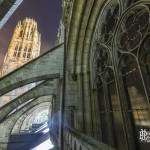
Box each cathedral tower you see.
[0,18,41,107]
[1,17,41,76]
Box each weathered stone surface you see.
[0,43,64,96]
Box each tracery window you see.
[23,47,31,59]
[13,46,21,58]
[91,0,150,149]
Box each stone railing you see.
[64,128,116,150]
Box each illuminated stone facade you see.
[1,18,41,76]
[0,18,41,106]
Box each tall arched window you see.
[91,0,150,150]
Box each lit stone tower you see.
[0,18,41,107]
[1,17,41,76]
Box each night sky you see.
[0,0,62,66]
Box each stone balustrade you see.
[64,128,116,150]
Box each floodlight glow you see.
[35,122,48,133]
[42,128,49,134]
[31,139,54,150]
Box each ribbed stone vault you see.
[0,79,58,122]
[0,96,52,149]
[11,102,50,134]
